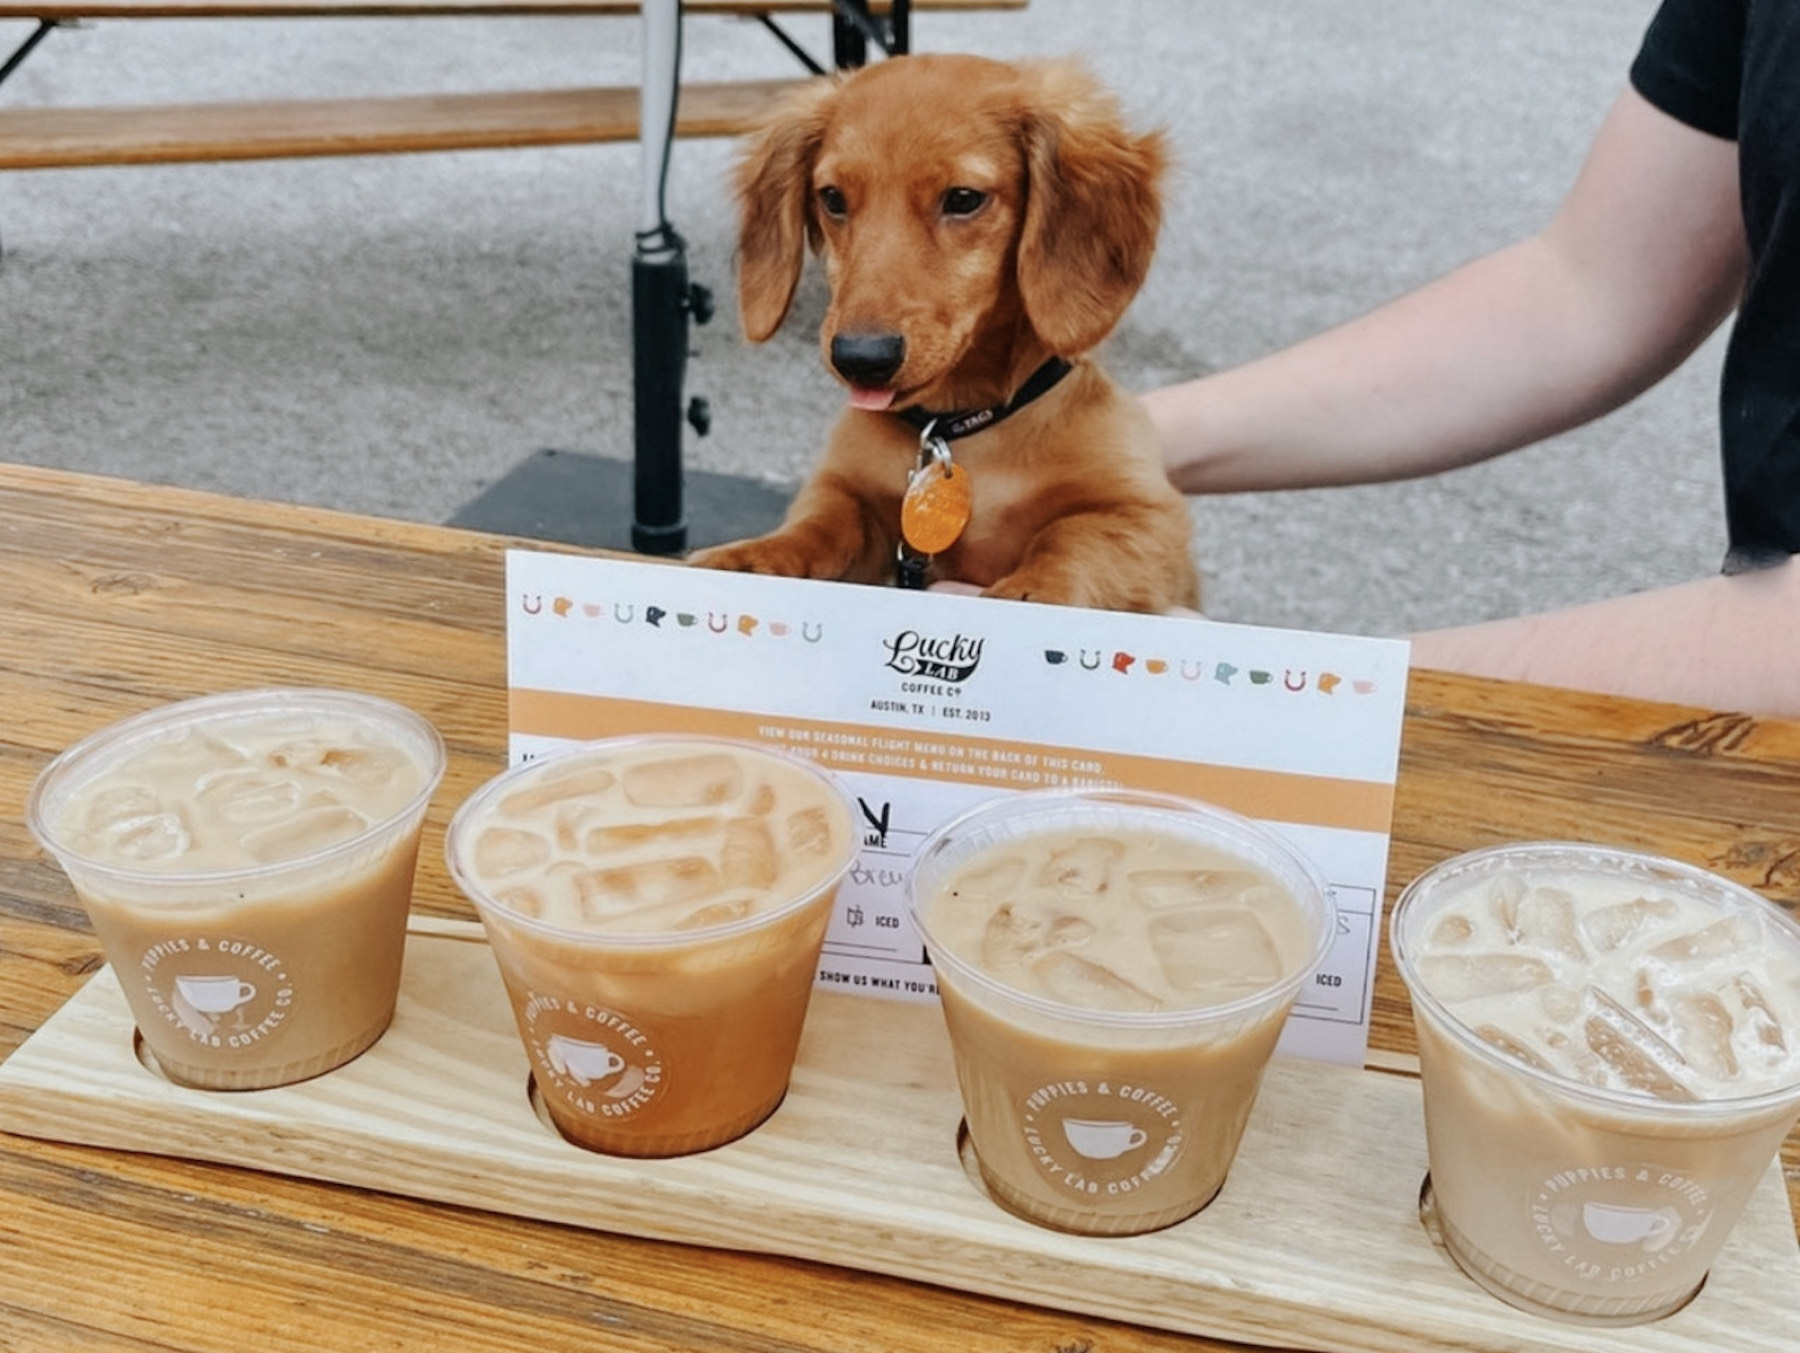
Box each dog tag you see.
[902,460,972,555]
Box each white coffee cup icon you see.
[1062,1118,1149,1160]
[1582,1202,1679,1247]
[174,974,257,1014]
[547,1034,626,1086]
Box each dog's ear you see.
[1015,61,1167,356]
[734,78,837,343]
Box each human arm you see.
[1410,556,1800,718]
[1145,86,1749,494]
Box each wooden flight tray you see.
[0,916,1793,1353]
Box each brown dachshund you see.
[689,53,1199,613]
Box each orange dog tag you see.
[902,460,972,554]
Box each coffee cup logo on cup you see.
[173,974,257,1015]
[546,1034,627,1086]
[1579,1202,1681,1250]
[1061,1118,1149,1160]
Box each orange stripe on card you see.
[509,689,1395,834]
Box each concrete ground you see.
[0,0,1720,638]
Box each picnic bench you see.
[0,0,1024,550]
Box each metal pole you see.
[631,0,692,555]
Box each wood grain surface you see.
[1,462,1797,1352]
[0,925,1792,1353]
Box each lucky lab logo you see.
[882,627,984,684]
[522,990,663,1122]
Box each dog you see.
[687,53,1200,614]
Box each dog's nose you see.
[830,332,906,386]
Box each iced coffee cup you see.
[1392,842,1800,1325]
[27,688,446,1090]
[909,788,1335,1236]
[444,735,857,1158]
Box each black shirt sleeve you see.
[1629,0,1747,140]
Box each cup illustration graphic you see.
[1061,1118,1150,1161]
[174,975,257,1015]
[546,1034,626,1086]
[1582,1202,1680,1249]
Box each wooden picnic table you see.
[0,460,1795,1350]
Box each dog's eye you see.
[818,185,848,218]
[941,187,988,218]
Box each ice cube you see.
[242,804,371,862]
[1035,836,1124,895]
[1666,990,1739,1080]
[1649,915,1756,967]
[747,782,776,816]
[785,805,835,859]
[1732,974,1791,1055]
[153,729,250,777]
[676,897,754,930]
[317,742,409,787]
[1149,907,1284,995]
[108,812,193,863]
[1510,887,1586,962]
[263,737,335,771]
[948,853,1027,903]
[980,903,1050,971]
[1538,983,1583,1025]
[1045,915,1095,949]
[495,884,545,918]
[1580,896,1680,953]
[1487,874,1528,931]
[196,769,303,824]
[720,817,778,888]
[1127,868,1267,912]
[1032,950,1159,1012]
[621,753,742,808]
[569,855,722,920]
[498,763,618,817]
[470,826,552,879]
[1541,1026,1609,1088]
[82,784,162,834]
[1428,912,1476,947]
[1473,1024,1557,1074]
[1415,953,1555,1004]
[584,816,718,854]
[1584,988,1696,1102]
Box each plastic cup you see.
[27,687,446,1090]
[1392,841,1800,1325]
[445,734,858,1158]
[909,787,1335,1235]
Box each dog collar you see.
[895,356,1075,443]
[893,357,1073,590]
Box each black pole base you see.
[631,234,692,556]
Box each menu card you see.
[503,551,1410,1066]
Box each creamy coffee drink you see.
[1395,843,1800,1324]
[912,790,1333,1236]
[447,736,857,1157]
[28,689,445,1090]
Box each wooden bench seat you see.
[0,0,1024,167]
[0,78,800,167]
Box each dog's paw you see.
[981,567,1078,608]
[687,536,816,579]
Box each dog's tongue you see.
[849,386,896,412]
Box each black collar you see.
[895,357,1073,442]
